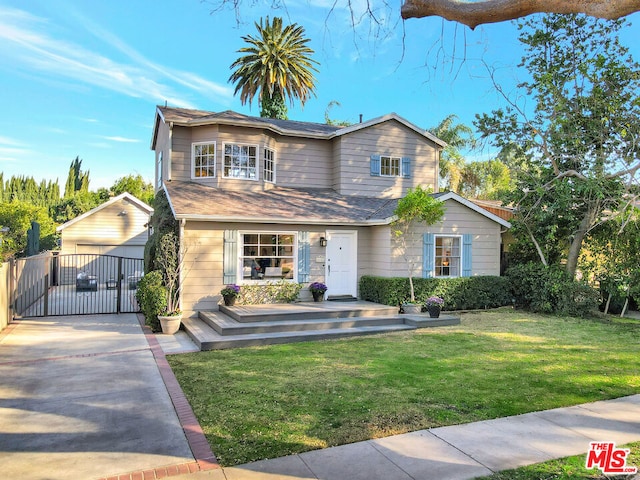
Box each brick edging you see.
[138,314,219,470]
[98,315,219,479]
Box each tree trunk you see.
[565,204,599,278]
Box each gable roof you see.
[164,182,510,228]
[151,106,446,148]
[56,192,154,232]
[434,191,512,228]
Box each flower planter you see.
[312,291,325,302]
[427,305,441,318]
[402,303,422,314]
[158,314,182,335]
[223,295,237,306]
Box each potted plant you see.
[392,186,445,312]
[156,232,184,334]
[309,282,327,302]
[221,284,241,306]
[426,296,444,318]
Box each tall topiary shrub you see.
[136,270,167,332]
[144,189,178,274]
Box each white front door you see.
[325,230,358,297]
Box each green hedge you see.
[359,275,513,310]
[506,263,599,317]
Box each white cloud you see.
[0,6,233,107]
[103,136,141,143]
[0,136,24,147]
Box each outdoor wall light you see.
[319,236,327,247]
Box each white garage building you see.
[57,192,153,259]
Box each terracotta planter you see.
[402,303,422,314]
[223,295,237,306]
[427,305,441,318]
[158,314,182,335]
[312,290,325,302]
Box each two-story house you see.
[151,106,510,316]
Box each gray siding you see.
[385,199,502,278]
[334,121,439,197]
[166,119,439,196]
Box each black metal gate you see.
[14,253,144,317]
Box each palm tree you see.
[229,17,319,120]
[429,114,476,192]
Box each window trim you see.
[191,141,217,179]
[263,147,276,184]
[380,155,401,177]
[238,230,298,284]
[433,234,463,278]
[222,142,260,181]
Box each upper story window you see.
[192,142,216,178]
[224,143,258,180]
[264,147,275,183]
[435,236,461,277]
[381,156,401,176]
[370,154,411,178]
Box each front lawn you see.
[168,309,640,466]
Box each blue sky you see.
[1,1,639,190]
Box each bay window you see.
[224,143,258,180]
[192,142,216,178]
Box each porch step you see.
[183,303,461,350]
[219,301,398,323]
[199,311,406,336]
[327,295,359,302]
[183,316,414,350]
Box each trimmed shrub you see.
[359,275,512,311]
[506,262,599,317]
[136,270,167,332]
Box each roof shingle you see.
[165,181,399,225]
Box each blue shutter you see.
[298,231,310,282]
[462,234,473,277]
[223,230,238,284]
[423,233,434,278]
[370,155,381,176]
[402,157,411,178]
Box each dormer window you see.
[223,143,258,180]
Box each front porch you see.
[181,301,460,350]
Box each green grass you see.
[167,309,640,466]
[476,441,640,479]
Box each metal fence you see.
[13,253,144,317]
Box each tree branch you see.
[401,0,640,28]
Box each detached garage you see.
[57,192,153,258]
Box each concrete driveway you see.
[0,314,208,480]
